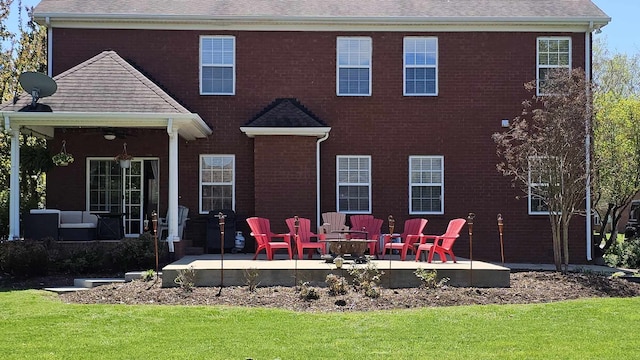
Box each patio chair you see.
[380,218,428,261]
[246,217,293,260]
[349,215,384,256]
[415,218,466,263]
[320,212,349,237]
[286,217,326,259]
[158,205,189,240]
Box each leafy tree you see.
[591,39,640,256]
[493,68,591,272]
[0,0,48,236]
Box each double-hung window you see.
[200,155,235,213]
[537,37,571,95]
[404,37,438,96]
[409,156,444,214]
[336,156,371,213]
[528,156,552,215]
[200,36,235,95]
[337,37,372,96]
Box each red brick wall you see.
[48,28,590,263]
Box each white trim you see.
[336,155,372,214]
[199,35,236,95]
[403,37,438,96]
[0,112,212,141]
[240,126,331,138]
[585,26,593,261]
[199,154,236,215]
[408,155,445,215]
[336,37,372,96]
[36,15,609,33]
[536,36,572,96]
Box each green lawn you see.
[1,290,638,359]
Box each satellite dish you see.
[19,72,57,108]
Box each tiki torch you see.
[498,214,505,264]
[467,212,475,286]
[387,215,395,288]
[294,215,300,289]
[216,212,226,294]
[151,210,158,274]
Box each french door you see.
[88,158,159,237]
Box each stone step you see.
[74,278,125,288]
[44,286,91,294]
[125,271,162,282]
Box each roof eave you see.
[240,126,331,138]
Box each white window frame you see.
[528,156,550,215]
[200,35,236,95]
[409,156,444,215]
[336,155,372,214]
[536,37,571,96]
[199,154,235,214]
[336,37,372,96]
[403,37,438,96]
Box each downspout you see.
[46,17,52,77]
[585,22,593,261]
[316,132,330,231]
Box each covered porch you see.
[0,51,213,254]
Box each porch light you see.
[103,132,116,141]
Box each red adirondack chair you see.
[415,218,466,263]
[246,217,293,260]
[380,218,428,261]
[285,217,326,259]
[349,215,383,256]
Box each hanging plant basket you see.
[115,142,134,168]
[52,140,74,166]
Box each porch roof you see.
[0,50,212,140]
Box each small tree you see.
[493,68,591,272]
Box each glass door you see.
[122,160,144,236]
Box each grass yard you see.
[1,290,638,359]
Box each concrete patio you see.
[161,253,511,288]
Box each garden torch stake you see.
[151,210,158,274]
[217,212,226,295]
[498,214,505,264]
[467,212,475,287]
[388,215,395,289]
[294,215,300,289]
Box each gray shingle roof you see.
[34,0,609,24]
[246,98,328,128]
[0,50,191,114]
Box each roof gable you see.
[245,98,328,128]
[0,50,191,114]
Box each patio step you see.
[74,278,125,288]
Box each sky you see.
[5,0,640,56]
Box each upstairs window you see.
[404,37,438,96]
[200,155,235,213]
[409,156,444,214]
[537,37,571,95]
[337,37,372,96]
[336,156,371,213]
[200,36,235,95]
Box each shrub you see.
[325,273,348,296]
[141,269,156,281]
[0,239,49,277]
[299,281,320,301]
[348,262,383,298]
[174,266,196,292]
[604,237,640,269]
[110,233,166,272]
[244,268,260,292]
[414,268,449,289]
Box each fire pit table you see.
[320,230,376,263]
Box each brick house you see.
[1,0,609,263]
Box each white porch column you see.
[167,120,179,253]
[8,124,21,240]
